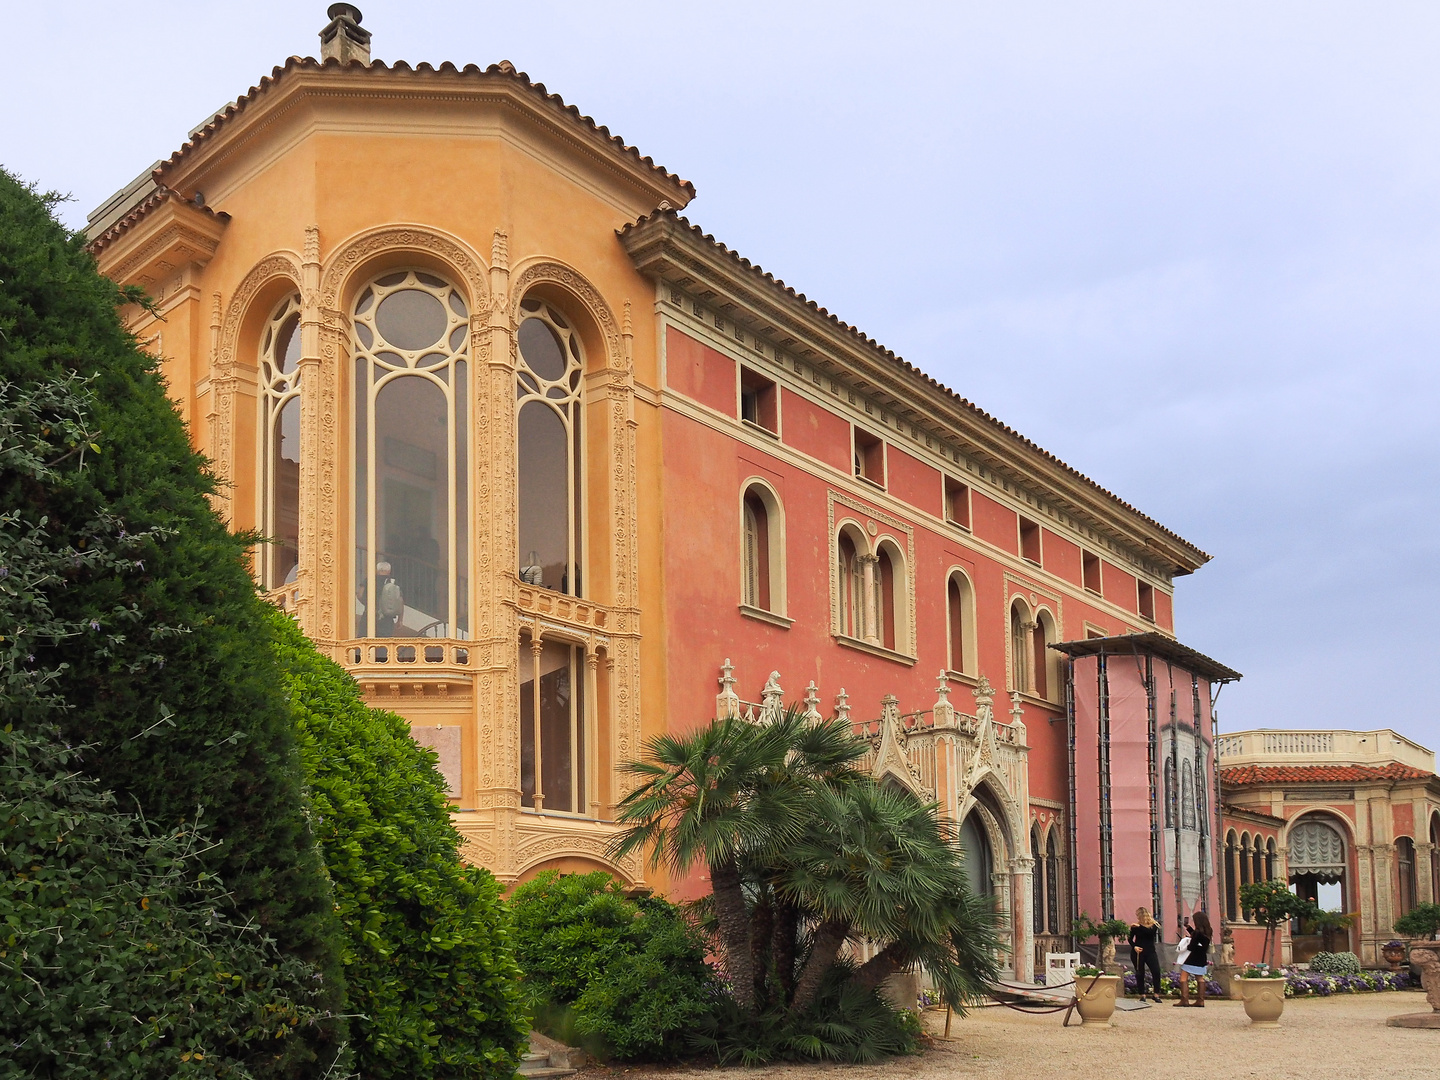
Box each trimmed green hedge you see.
[270,610,527,1079]
[0,723,331,1079]
[0,168,345,1075]
[510,871,717,1061]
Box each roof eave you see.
[621,212,1209,576]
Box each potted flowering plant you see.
[1234,962,1286,1026]
[1071,964,1121,1028]
[1382,939,1408,971]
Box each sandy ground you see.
[598,992,1437,1080]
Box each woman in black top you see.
[1128,907,1163,1002]
[1177,910,1213,1007]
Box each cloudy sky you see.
[5,2,1437,742]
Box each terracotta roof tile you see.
[157,56,693,198]
[1221,763,1434,785]
[87,187,229,255]
[619,210,1208,564]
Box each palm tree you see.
[609,709,865,1009]
[779,781,1001,1013]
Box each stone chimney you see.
[320,3,371,64]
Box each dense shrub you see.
[271,611,527,1079]
[1395,902,1440,939]
[1309,951,1362,975]
[510,871,717,1060]
[0,723,331,1079]
[0,334,343,1072]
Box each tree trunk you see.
[771,896,800,1004]
[852,941,909,994]
[789,917,849,1014]
[711,859,756,1011]
[750,889,775,1009]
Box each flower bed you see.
[1282,967,1413,997]
[1121,972,1224,998]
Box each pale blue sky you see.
[5,2,1437,743]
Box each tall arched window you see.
[1010,600,1031,693]
[946,570,974,674]
[1181,760,1196,830]
[260,292,302,591]
[838,529,864,638]
[875,542,902,652]
[1265,837,1276,881]
[1033,610,1057,701]
[1224,830,1239,921]
[1164,758,1176,828]
[741,484,784,614]
[1398,837,1417,916]
[353,270,470,638]
[517,299,583,596]
[1432,814,1440,903]
[1045,833,1061,934]
[1032,824,1045,935]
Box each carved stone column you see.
[1417,842,1436,905]
[585,642,601,819]
[1013,855,1036,982]
[295,226,323,638]
[859,553,879,643]
[476,230,521,872]
[607,300,643,795]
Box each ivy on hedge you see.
[269,610,528,1079]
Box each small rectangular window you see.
[1019,517,1041,564]
[740,367,778,434]
[1138,582,1155,621]
[944,477,970,529]
[853,427,884,486]
[1082,551,1102,594]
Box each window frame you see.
[738,479,790,625]
[852,425,886,488]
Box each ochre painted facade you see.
[88,9,1229,980]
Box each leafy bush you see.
[1395,902,1440,939]
[510,870,717,1060]
[1309,951,1361,975]
[691,961,920,1066]
[270,610,527,1079]
[0,722,330,1078]
[0,168,344,1074]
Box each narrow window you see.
[517,299,584,595]
[1138,582,1155,621]
[838,531,862,638]
[1010,602,1030,692]
[1265,837,1276,882]
[519,635,585,814]
[1163,758,1176,829]
[1224,831,1239,921]
[947,573,968,673]
[1032,825,1045,936]
[1031,614,1050,699]
[740,367,777,433]
[742,490,771,610]
[1181,760,1196,830]
[1046,846,1060,933]
[1398,837,1416,915]
[261,293,302,591]
[353,271,470,639]
[1019,517,1041,564]
[853,427,884,485]
[1082,550,1102,594]
[877,546,897,651]
[944,477,970,529]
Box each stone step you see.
[516,1067,576,1079]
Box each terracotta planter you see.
[1239,976,1286,1027]
[1073,974,1122,1028]
[1382,945,1407,972]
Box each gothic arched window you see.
[260,292,302,591]
[353,270,471,639]
[1181,760,1197,830]
[837,528,864,639]
[517,299,583,596]
[1010,600,1030,693]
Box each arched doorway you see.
[960,810,995,902]
[1287,816,1349,963]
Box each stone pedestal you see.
[1388,946,1440,1029]
[1213,963,1244,1000]
[1386,1013,1440,1029]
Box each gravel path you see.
[607,992,1435,1079]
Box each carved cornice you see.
[93,197,229,288]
